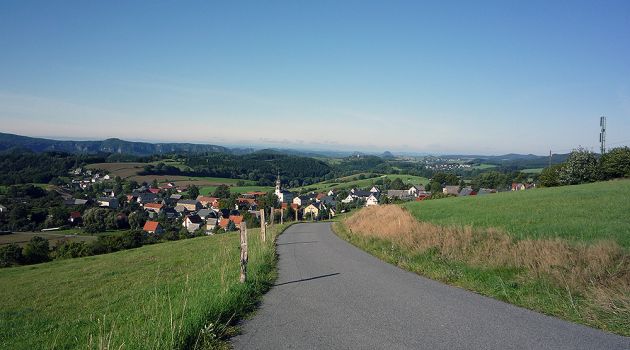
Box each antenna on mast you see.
[599,116,607,154]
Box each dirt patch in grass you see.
[343,205,630,335]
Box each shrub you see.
[539,164,564,187]
[0,243,23,267]
[53,241,92,259]
[600,147,630,179]
[558,147,600,185]
[23,236,50,264]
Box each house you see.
[137,193,158,204]
[293,195,312,207]
[245,191,267,198]
[148,188,161,194]
[183,214,203,232]
[443,186,460,195]
[197,196,219,208]
[98,197,119,209]
[511,183,526,191]
[274,175,294,203]
[177,200,202,212]
[408,185,426,196]
[218,215,243,230]
[352,190,372,200]
[387,189,412,200]
[143,203,164,214]
[319,196,336,207]
[170,194,183,201]
[341,194,355,204]
[143,221,164,234]
[229,215,244,226]
[64,198,89,206]
[303,204,320,218]
[327,189,336,197]
[197,208,214,220]
[477,188,497,195]
[163,207,179,219]
[68,211,82,225]
[458,187,474,196]
[366,193,380,206]
[369,186,380,194]
[237,198,257,210]
[174,205,189,215]
[205,211,220,231]
[102,189,116,197]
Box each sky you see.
[1,1,629,155]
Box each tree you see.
[390,177,406,190]
[600,146,630,179]
[128,211,147,230]
[429,180,443,194]
[539,164,563,187]
[431,172,459,186]
[22,236,50,264]
[558,148,600,185]
[213,184,231,198]
[471,171,509,191]
[152,179,159,189]
[187,185,200,199]
[0,243,23,267]
[83,208,109,233]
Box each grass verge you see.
[0,224,292,349]
[333,206,629,336]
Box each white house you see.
[366,193,380,206]
[370,186,380,193]
[274,175,294,203]
[183,214,203,233]
[341,194,355,204]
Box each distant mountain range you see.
[0,132,232,156]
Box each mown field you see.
[403,179,630,247]
[293,174,429,192]
[200,185,272,196]
[86,162,258,189]
[0,224,289,349]
[0,231,97,247]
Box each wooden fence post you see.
[280,208,284,225]
[270,208,274,227]
[239,222,248,283]
[295,207,298,221]
[260,209,266,242]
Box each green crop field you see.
[293,174,429,192]
[403,180,630,247]
[200,185,273,196]
[472,163,497,169]
[0,225,289,349]
[521,168,544,174]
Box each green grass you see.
[521,168,544,174]
[472,163,497,169]
[0,224,290,349]
[200,185,273,196]
[293,174,429,192]
[403,180,630,247]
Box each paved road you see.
[232,223,629,349]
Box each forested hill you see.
[0,132,232,156]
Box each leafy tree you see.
[558,148,600,185]
[539,164,564,187]
[390,177,406,190]
[471,171,509,191]
[187,185,200,199]
[128,211,147,230]
[600,146,630,179]
[22,236,50,264]
[213,184,231,199]
[83,208,109,233]
[431,172,459,186]
[429,180,443,194]
[0,243,23,267]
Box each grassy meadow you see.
[0,224,290,349]
[404,179,630,247]
[335,203,629,336]
[200,185,272,196]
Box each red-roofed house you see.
[143,202,164,214]
[197,196,220,208]
[148,188,161,194]
[68,211,82,225]
[143,221,164,234]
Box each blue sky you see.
[1,1,629,155]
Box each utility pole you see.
[600,116,607,154]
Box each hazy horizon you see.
[1,1,629,155]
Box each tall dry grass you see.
[345,205,630,321]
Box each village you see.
[48,166,537,238]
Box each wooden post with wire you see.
[239,222,248,283]
[260,209,266,242]
[280,208,284,225]
[270,208,274,227]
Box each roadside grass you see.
[334,205,629,336]
[292,174,429,192]
[403,179,630,248]
[0,224,290,349]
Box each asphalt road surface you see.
[232,223,629,349]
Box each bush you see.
[53,241,91,259]
[0,243,23,267]
[600,147,630,179]
[539,164,564,187]
[558,148,600,185]
[22,236,50,264]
